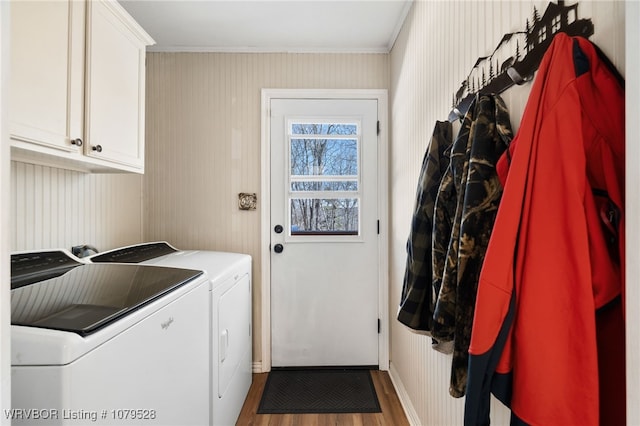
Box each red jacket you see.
[465,33,625,426]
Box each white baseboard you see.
[389,362,422,426]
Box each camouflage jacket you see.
[431,93,513,397]
[397,121,453,331]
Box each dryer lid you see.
[89,241,178,263]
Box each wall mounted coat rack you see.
[448,1,594,122]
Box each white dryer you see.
[88,242,252,426]
[10,250,210,425]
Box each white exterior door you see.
[270,98,379,367]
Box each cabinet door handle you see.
[92,144,103,153]
[71,138,83,147]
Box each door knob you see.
[274,224,284,234]
[273,244,284,253]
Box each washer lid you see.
[11,263,203,336]
[11,250,83,289]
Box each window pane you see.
[290,138,357,176]
[291,181,358,191]
[290,198,359,235]
[291,123,357,136]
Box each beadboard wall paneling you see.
[389,2,625,425]
[626,2,640,424]
[144,52,389,364]
[11,161,143,252]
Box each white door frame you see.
[260,88,389,373]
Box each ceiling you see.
[119,0,413,53]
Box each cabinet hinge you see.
[377,220,380,234]
[377,120,380,135]
[378,319,381,334]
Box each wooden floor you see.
[236,370,410,426]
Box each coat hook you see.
[507,66,532,85]
[448,106,465,123]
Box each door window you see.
[287,120,361,238]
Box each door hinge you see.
[377,220,380,234]
[378,318,381,334]
[377,120,380,135]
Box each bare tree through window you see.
[289,122,359,235]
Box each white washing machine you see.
[10,249,211,425]
[88,242,252,426]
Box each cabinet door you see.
[85,0,148,171]
[9,0,84,153]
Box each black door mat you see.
[257,368,382,414]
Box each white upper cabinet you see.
[84,0,152,170]
[10,1,85,156]
[9,0,154,173]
